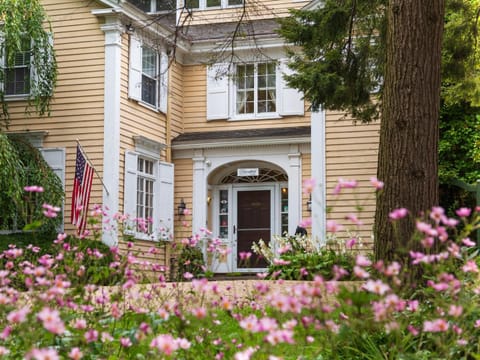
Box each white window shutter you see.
[159,51,169,113]
[277,60,304,116]
[124,151,138,233]
[206,63,229,120]
[129,36,142,101]
[157,161,174,241]
[40,148,65,231]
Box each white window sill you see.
[228,113,282,121]
[4,94,30,102]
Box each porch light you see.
[178,198,186,216]
[307,194,312,212]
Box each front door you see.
[234,187,273,271]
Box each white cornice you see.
[172,136,310,151]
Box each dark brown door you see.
[236,190,270,268]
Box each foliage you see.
[0,0,57,125]
[0,188,479,358]
[278,0,480,121]
[277,0,386,123]
[439,101,480,184]
[0,135,63,234]
[172,242,206,281]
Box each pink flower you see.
[353,266,370,279]
[333,178,358,195]
[345,237,356,249]
[234,347,256,360]
[389,208,408,220]
[462,260,479,273]
[461,238,476,247]
[448,305,463,317]
[84,329,99,343]
[239,252,252,260]
[120,337,132,347]
[456,207,471,217]
[355,254,372,267]
[363,279,390,295]
[407,325,419,336]
[37,307,65,335]
[24,185,44,192]
[370,177,384,190]
[150,334,179,356]
[7,306,30,324]
[326,220,343,233]
[303,178,316,194]
[68,348,83,360]
[423,318,449,332]
[28,348,60,360]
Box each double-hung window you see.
[129,37,169,113]
[235,62,276,116]
[136,157,155,233]
[4,41,31,96]
[141,46,158,107]
[124,139,174,241]
[206,59,304,121]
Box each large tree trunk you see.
[374,1,444,263]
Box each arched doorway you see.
[208,161,288,272]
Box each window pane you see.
[156,0,175,11]
[142,47,157,77]
[142,74,156,105]
[207,0,221,6]
[5,67,30,95]
[129,0,151,12]
[186,0,199,8]
[228,0,243,5]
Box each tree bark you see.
[374,0,444,263]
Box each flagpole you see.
[75,139,110,196]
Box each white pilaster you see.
[311,108,326,246]
[288,145,302,235]
[100,18,122,246]
[192,150,207,235]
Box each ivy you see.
[0,0,57,126]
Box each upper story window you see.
[4,41,31,96]
[184,0,243,10]
[141,46,158,106]
[235,62,276,116]
[128,0,176,12]
[206,60,304,121]
[1,38,32,97]
[136,157,155,233]
[129,37,169,113]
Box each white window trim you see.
[124,138,173,242]
[179,0,244,10]
[128,36,169,113]
[231,62,279,120]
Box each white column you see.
[288,145,302,235]
[311,108,326,247]
[101,18,122,246]
[192,150,207,235]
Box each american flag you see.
[71,145,94,235]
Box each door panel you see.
[236,190,270,268]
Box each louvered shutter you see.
[128,36,142,101]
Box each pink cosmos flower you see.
[234,347,256,360]
[461,238,476,247]
[84,329,99,343]
[37,307,65,335]
[355,254,372,267]
[333,178,358,195]
[28,348,60,360]
[389,208,408,220]
[326,220,343,233]
[239,252,252,260]
[150,334,179,356]
[407,325,419,336]
[423,318,449,332]
[370,177,384,190]
[462,260,479,273]
[448,305,463,317]
[456,207,471,217]
[303,178,316,194]
[7,306,30,324]
[363,279,390,295]
[68,348,83,360]
[120,337,132,347]
[24,185,44,192]
[345,237,356,249]
[353,266,370,279]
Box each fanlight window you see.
[219,168,287,184]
